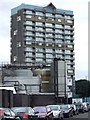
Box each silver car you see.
[0,108,20,120]
[47,105,64,119]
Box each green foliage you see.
[75,79,90,98]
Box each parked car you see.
[87,102,90,111]
[11,107,37,120]
[82,102,89,112]
[69,104,79,115]
[60,104,73,118]
[47,105,64,119]
[0,108,20,120]
[75,102,85,113]
[33,106,53,120]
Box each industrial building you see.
[0,3,75,104]
[10,2,75,82]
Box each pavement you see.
[64,112,90,120]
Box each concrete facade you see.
[10,3,75,87]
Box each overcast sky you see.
[0,0,88,80]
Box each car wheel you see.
[46,117,49,120]
[71,113,73,117]
[49,116,53,120]
[58,114,61,120]
[1,118,5,120]
[77,111,79,115]
[68,114,70,118]
[19,117,22,120]
[59,114,63,120]
[61,116,64,120]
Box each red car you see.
[33,106,53,120]
[11,107,37,120]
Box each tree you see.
[75,79,90,98]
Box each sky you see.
[0,0,88,80]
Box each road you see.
[73,112,89,118]
[64,112,90,119]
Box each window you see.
[36,12,44,16]
[66,40,72,43]
[67,20,73,24]
[46,13,53,17]
[65,25,70,29]
[65,35,71,39]
[65,30,71,34]
[46,59,52,62]
[67,65,71,69]
[65,50,71,54]
[25,31,34,36]
[55,34,63,38]
[25,36,33,41]
[46,28,53,32]
[46,33,53,37]
[65,15,71,19]
[36,58,43,62]
[67,70,73,74]
[25,41,32,45]
[36,22,43,26]
[56,54,62,58]
[25,26,32,30]
[67,45,73,48]
[25,58,32,62]
[26,15,32,18]
[25,21,33,25]
[36,48,43,52]
[46,54,53,58]
[55,24,63,28]
[55,49,62,53]
[36,32,44,37]
[55,14,63,18]
[46,48,52,53]
[25,52,32,57]
[36,53,43,57]
[45,38,52,43]
[55,39,62,44]
[26,10,32,14]
[55,29,63,34]
[35,27,44,31]
[36,37,44,42]
[65,55,71,59]
[25,47,33,52]
[45,23,52,27]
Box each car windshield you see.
[33,107,46,113]
[60,105,68,110]
[12,107,28,113]
[48,106,59,110]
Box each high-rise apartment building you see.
[10,3,75,90]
